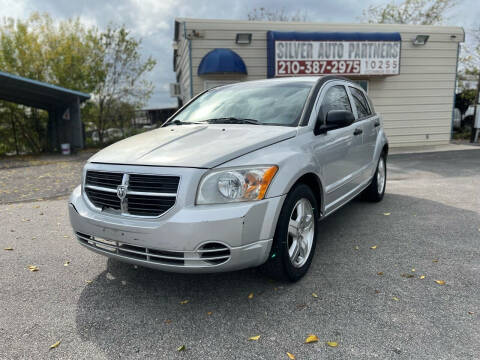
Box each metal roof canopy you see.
[0,70,90,110]
[0,70,91,151]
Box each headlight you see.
[196,165,278,205]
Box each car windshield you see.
[170,81,313,127]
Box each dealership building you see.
[172,18,464,147]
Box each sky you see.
[1,0,478,108]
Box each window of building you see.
[353,80,368,93]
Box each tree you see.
[461,25,480,77]
[361,0,455,25]
[91,26,156,143]
[0,13,103,154]
[247,7,308,22]
[0,13,156,154]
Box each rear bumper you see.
[69,185,285,273]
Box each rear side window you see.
[321,85,352,115]
[349,87,372,119]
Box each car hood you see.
[88,124,297,168]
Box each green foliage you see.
[362,0,455,25]
[0,12,156,154]
[461,25,480,77]
[455,90,476,114]
[91,25,156,143]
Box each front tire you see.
[262,183,318,282]
[363,152,387,202]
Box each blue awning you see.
[198,48,247,75]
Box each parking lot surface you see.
[0,149,479,359]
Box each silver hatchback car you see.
[69,75,388,281]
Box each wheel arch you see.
[290,172,324,218]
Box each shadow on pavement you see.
[75,193,480,359]
[388,149,480,179]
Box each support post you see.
[70,96,84,151]
[470,73,480,143]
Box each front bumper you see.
[69,185,285,273]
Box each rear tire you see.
[363,152,387,202]
[261,183,319,282]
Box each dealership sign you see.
[267,31,401,77]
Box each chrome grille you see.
[76,233,231,267]
[85,187,120,210]
[129,174,179,193]
[85,171,123,189]
[84,170,179,217]
[126,194,176,216]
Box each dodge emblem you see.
[116,185,127,200]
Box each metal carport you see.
[0,70,90,152]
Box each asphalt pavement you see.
[0,149,479,359]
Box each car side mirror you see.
[314,110,355,135]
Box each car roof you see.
[213,76,356,90]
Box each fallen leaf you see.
[63,235,69,238]
[377,272,384,276]
[64,261,70,267]
[383,212,391,216]
[179,300,189,305]
[27,265,39,272]
[177,345,186,351]
[312,292,318,298]
[468,311,474,315]
[354,245,359,250]
[434,280,446,285]
[432,259,439,263]
[50,341,61,349]
[248,293,254,299]
[248,335,261,341]
[4,247,13,251]
[370,245,377,250]
[85,280,92,284]
[392,296,400,301]
[401,273,414,278]
[207,311,213,316]
[374,290,381,294]
[411,268,415,272]
[287,352,295,359]
[327,341,338,347]
[165,319,172,324]
[420,275,426,279]
[305,334,319,344]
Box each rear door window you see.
[349,87,372,120]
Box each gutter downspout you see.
[183,22,193,100]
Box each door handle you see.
[353,128,363,136]
[374,120,380,127]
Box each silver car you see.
[69,75,388,281]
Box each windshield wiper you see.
[165,120,202,126]
[205,117,261,125]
